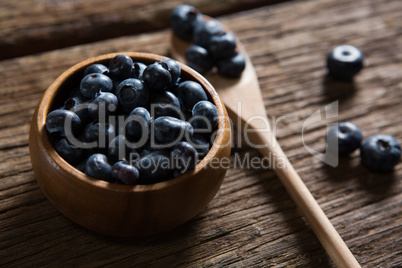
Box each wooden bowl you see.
[29,52,231,236]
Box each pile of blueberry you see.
[328,122,401,173]
[171,4,246,77]
[46,54,220,185]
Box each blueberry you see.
[185,45,214,74]
[84,122,115,146]
[153,116,193,146]
[150,91,182,119]
[191,100,219,133]
[189,134,211,159]
[85,153,113,181]
[115,78,150,114]
[327,122,363,155]
[171,141,198,174]
[143,62,172,92]
[132,62,147,80]
[193,20,224,48]
[126,107,151,141]
[88,92,118,119]
[360,134,401,173]
[83,63,109,76]
[160,59,181,86]
[171,4,203,40]
[111,161,140,185]
[79,73,113,99]
[176,80,208,113]
[108,135,137,163]
[208,32,237,59]
[54,138,85,165]
[46,109,82,137]
[216,52,246,78]
[109,54,134,81]
[64,96,91,125]
[135,151,174,184]
[327,45,364,80]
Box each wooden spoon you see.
[171,19,360,268]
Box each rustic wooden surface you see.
[0,0,401,267]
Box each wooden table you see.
[1,0,401,266]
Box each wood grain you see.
[0,0,287,60]
[0,0,401,266]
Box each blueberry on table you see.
[208,32,237,59]
[193,20,224,48]
[83,63,109,76]
[327,45,364,80]
[172,141,198,174]
[150,91,182,119]
[216,52,246,78]
[176,80,208,113]
[46,109,82,137]
[171,4,203,41]
[327,122,363,155]
[88,92,118,119]
[54,138,85,165]
[191,100,219,133]
[160,59,181,87]
[360,134,401,173]
[132,62,147,80]
[115,78,150,114]
[80,73,113,99]
[135,151,174,184]
[126,107,151,141]
[85,153,113,181]
[143,62,172,92]
[153,116,194,146]
[111,161,140,185]
[185,45,214,74]
[109,54,134,81]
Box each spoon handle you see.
[251,130,360,268]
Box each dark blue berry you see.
[108,135,137,163]
[153,116,193,146]
[327,45,364,80]
[150,91,182,119]
[160,59,181,86]
[64,96,91,125]
[83,63,109,76]
[191,100,219,133]
[46,109,82,137]
[126,107,151,141]
[135,151,174,184]
[80,73,113,99]
[327,122,363,155]
[88,92,118,119]
[115,78,150,114]
[216,53,246,78]
[208,32,237,59]
[171,4,203,41]
[193,20,224,48]
[109,54,134,81]
[185,45,214,74]
[84,122,115,146]
[111,161,140,185]
[143,62,172,92]
[189,134,210,159]
[54,138,85,165]
[85,153,112,181]
[176,80,208,113]
[132,62,147,80]
[360,134,401,173]
[171,141,198,174]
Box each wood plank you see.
[0,0,287,60]
[0,0,401,266]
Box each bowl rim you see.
[33,52,229,193]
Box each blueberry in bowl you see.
[29,52,231,236]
